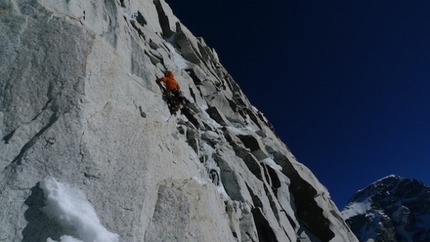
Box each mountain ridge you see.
[342,175,430,242]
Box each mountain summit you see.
[1,0,357,241]
[342,175,430,242]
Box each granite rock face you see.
[342,175,430,242]
[0,0,358,241]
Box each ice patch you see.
[40,177,119,242]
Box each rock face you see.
[342,175,430,242]
[0,0,358,241]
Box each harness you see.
[162,89,183,114]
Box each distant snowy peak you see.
[347,175,428,204]
[342,175,430,242]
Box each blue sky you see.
[167,1,430,207]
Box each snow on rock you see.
[47,236,83,242]
[260,157,282,171]
[40,177,119,242]
[341,199,372,220]
[165,42,192,70]
[0,0,358,241]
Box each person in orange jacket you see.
[156,70,186,114]
[156,70,180,91]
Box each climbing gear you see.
[161,89,184,115]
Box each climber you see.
[156,70,187,114]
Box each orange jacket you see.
[157,71,180,90]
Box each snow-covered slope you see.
[1,0,357,241]
[342,175,430,242]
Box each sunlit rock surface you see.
[0,0,358,241]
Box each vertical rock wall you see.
[0,0,358,241]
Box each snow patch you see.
[47,236,83,242]
[203,130,220,140]
[245,125,254,131]
[201,111,222,129]
[199,103,209,111]
[260,157,282,171]
[225,126,249,136]
[341,199,372,220]
[165,42,191,70]
[217,184,231,201]
[244,114,251,125]
[40,177,119,242]
[192,176,207,185]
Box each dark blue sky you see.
[167,1,430,207]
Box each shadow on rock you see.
[22,182,66,242]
